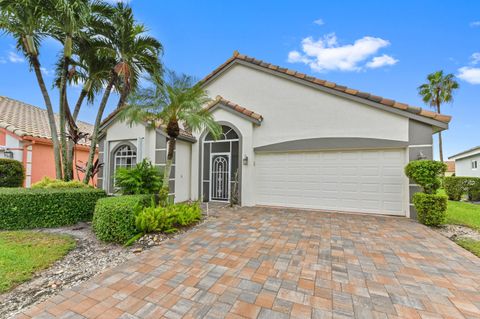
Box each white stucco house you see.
[97,51,451,219]
[449,146,480,177]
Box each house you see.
[449,146,480,177]
[444,161,456,177]
[97,51,451,219]
[0,96,93,186]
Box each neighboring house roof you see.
[449,146,480,160]
[445,161,455,173]
[205,96,263,124]
[100,107,195,141]
[200,51,452,127]
[0,96,93,145]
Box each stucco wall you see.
[456,154,480,177]
[204,64,409,147]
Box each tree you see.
[0,0,63,179]
[418,71,459,162]
[82,2,162,183]
[122,71,221,194]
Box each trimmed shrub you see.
[405,160,446,194]
[92,195,151,243]
[443,176,480,201]
[115,159,162,195]
[444,176,467,201]
[0,158,24,187]
[413,193,448,226]
[0,188,106,230]
[32,177,92,189]
[466,177,480,201]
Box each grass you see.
[455,239,480,257]
[0,231,75,293]
[445,200,480,231]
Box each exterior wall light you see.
[243,155,248,165]
[417,151,427,160]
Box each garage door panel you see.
[255,149,406,216]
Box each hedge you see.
[0,188,106,230]
[413,193,448,226]
[92,195,152,244]
[0,158,24,187]
[444,176,480,201]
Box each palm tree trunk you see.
[436,102,444,163]
[59,56,71,180]
[163,137,176,190]
[73,89,88,121]
[31,56,62,179]
[83,73,116,184]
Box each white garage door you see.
[255,149,406,216]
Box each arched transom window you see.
[114,145,137,171]
[205,125,239,141]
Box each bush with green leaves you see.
[466,177,480,201]
[115,159,162,195]
[444,176,467,201]
[32,177,92,189]
[443,176,480,201]
[92,195,152,244]
[0,188,106,230]
[405,160,446,194]
[135,202,202,235]
[413,193,448,226]
[0,158,24,187]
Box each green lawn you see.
[445,199,480,230]
[455,239,480,257]
[0,231,75,293]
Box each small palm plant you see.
[418,71,459,162]
[122,71,221,197]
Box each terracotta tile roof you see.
[0,96,93,145]
[205,96,263,123]
[445,161,455,173]
[100,107,195,140]
[201,51,452,125]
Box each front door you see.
[210,154,230,201]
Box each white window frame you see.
[472,160,478,170]
[113,145,137,189]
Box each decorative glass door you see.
[210,154,230,201]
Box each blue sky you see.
[0,0,478,159]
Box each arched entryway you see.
[201,124,241,203]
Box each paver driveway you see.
[16,207,480,319]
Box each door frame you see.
[209,152,231,202]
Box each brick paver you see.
[15,207,480,318]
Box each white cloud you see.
[8,51,24,63]
[366,54,398,68]
[470,21,480,27]
[457,67,480,84]
[470,52,480,65]
[40,67,53,76]
[287,33,395,72]
[313,18,324,26]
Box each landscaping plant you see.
[0,188,106,229]
[92,195,151,243]
[32,177,92,189]
[0,158,25,187]
[405,160,448,226]
[114,159,162,195]
[444,176,480,202]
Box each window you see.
[114,145,137,171]
[205,125,239,141]
[472,160,478,169]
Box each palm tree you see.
[82,2,162,183]
[0,0,63,178]
[49,0,91,180]
[122,71,222,192]
[418,71,459,162]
